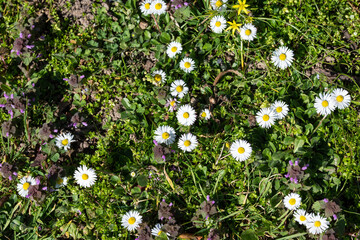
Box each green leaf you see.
[137,175,148,187]
[121,98,132,110]
[241,229,259,240]
[159,32,171,43]
[50,153,60,162]
[144,30,151,40]
[283,136,294,145]
[293,138,305,153]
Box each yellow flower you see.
[226,20,242,35]
[232,0,249,15]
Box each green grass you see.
[0,0,359,239]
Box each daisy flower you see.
[211,0,227,11]
[176,104,197,126]
[256,108,276,128]
[166,41,182,58]
[151,223,169,238]
[179,57,195,73]
[178,133,198,152]
[130,172,136,178]
[331,88,351,109]
[17,176,36,197]
[230,139,252,162]
[199,109,211,120]
[140,0,153,15]
[240,23,257,41]
[55,176,68,188]
[55,132,75,151]
[165,98,179,112]
[271,46,294,69]
[152,69,166,84]
[210,15,227,34]
[283,193,301,210]
[271,100,289,120]
[306,213,329,235]
[73,165,97,188]
[154,125,176,145]
[294,209,310,225]
[151,0,167,15]
[170,80,189,98]
[314,92,336,116]
[121,210,143,232]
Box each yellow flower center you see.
[215,21,221,27]
[82,174,89,180]
[145,3,150,9]
[183,112,189,119]
[300,215,306,221]
[158,230,163,236]
[23,182,30,190]
[245,29,251,36]
[184,140,191,147]
[171,46,177,52]
[128,217,136,225]
[289,198,296,205]
[176,86,183,92]
[162,132,169,139]
[276,107,282,113]
[322,100,329,107]
[56,178,64,185]
[170,100,175,106]
[238,147,245,154]
[336,95,344,102]
[201,112,207,118]
[314,221,321,227]
[279,53,286,61]
[61,139,69,146]
[155,3,162,10]
[215,0,223,7]
[184,62,191,68]
[262,114,270,121]
[154,74,162,82]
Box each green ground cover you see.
[0,0,359,239]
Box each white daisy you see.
[271,46,294,69]
[55,176,68,188]
[166,41,182,58]
[130,172,136,178]
[170,80,189,98]
[294,209,310,225]
[271,100,289,120]
[256,108,276,128]
[165,98,179,112]
[176,104,197,126]
[151,0,167,15]
[55,132,75,151]
[121,210,143,232]
[151,223,169,238]
[331,88,351,109]
[283,193,301,210]
[179,57,195,73]
[210,0,227,11]
[230,139,252,162]
[306,213,329,235]
[210,15,227,34]
[152,69,166,84]
[314,92,336,116]
[154,125,176,145]
[73,165,97,188]
[140,0,153,15]
[178,133,198,152]
[240,23,257,41]
[199,109,211,120]
[17,176,36,197]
